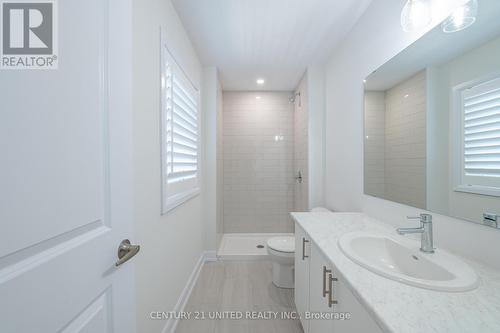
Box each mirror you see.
[364,0,500,227]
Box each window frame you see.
[451,73,500,197]
[160,36,201,214]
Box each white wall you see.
[202,67,224,251]
[216,75,224,248]
[324,0,500,269]
[132,1,205,332]
[426,65,450,214]
[307,66,326,209]
[222,92,295,233]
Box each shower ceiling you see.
[172,0,373,91]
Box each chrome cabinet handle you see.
[302,238,309,260]
[328,273,338,307]
[322,266,332,297]
[115,239,140,266]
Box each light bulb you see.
[441,0,478,33]
[401,0,432,32]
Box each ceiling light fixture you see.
[441,0,478,33]
[256,78,265,85]
[256,96,261,99]
[401,0,432,32]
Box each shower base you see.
[218,233,294,260]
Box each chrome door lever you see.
[115,239,140,266]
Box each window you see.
[454,76,500,196]
[161,45,200,213]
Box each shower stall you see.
[216,77,310,259]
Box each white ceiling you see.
[172,0,373,91]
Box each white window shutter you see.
[161,45,200,213]
[461,76,500,189]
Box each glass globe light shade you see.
[401,0,432,32]
[442,0,478,33]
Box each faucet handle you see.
[407,214,432,223]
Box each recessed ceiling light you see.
[256,96,261,99]
[256,78,265,85]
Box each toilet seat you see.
[267,236,295,253]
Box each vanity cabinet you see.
[309,243,335,332]
[295,224,311,333]
[295,223,383,333]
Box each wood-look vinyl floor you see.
[175,261,304,333]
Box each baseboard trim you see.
[204,250,217,262]
[162,251,216,333]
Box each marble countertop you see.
[291,212,500,333]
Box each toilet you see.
[267,207,331,288]
[266,236,295,288]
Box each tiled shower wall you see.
[385,71,426,209]
[222,92,294,233]
[364,71,426,209]
[293,76,309,212]
[364,91,386,198]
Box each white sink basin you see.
[338,232,479,292]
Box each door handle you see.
[328,273,338,307]
[115,239,140,266]
[302,238,309,260]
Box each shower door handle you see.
[302,238,309,260]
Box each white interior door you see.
[0,0,136,332]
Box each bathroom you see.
[1,0,500,333]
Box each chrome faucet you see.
[397,213,434,253]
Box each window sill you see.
[161,187,200,214]
[454,185,500,198]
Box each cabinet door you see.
[294,224,311,333]
[309,243,335,332]
[331,273,384,333]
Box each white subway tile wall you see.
[222,92,295,233]
[364,71,427,209]
[364,91,386,198]
[384,71,427,209]
[294,77,309,212]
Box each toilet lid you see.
[267,236,295,253]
